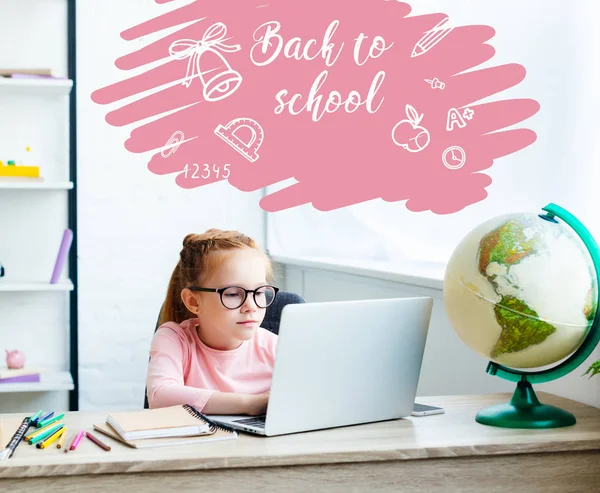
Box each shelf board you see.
[0,280,74,292]
[0,181,73,190]
[0,371,73,393]
[0,77,73,96]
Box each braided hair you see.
[160,229,272,324]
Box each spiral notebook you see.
[95,405,237,448]
[106,404,224,440]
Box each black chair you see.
[143,291,305,408]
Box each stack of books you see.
[0,367,44,384]
[93,404,238,449]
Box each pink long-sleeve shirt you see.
[146,318,278,411]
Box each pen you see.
[57,427,68,449]
[37,427,65,449]
[29,424,64,446]
[69,429,85,451]
[38,413,65,428]
[85,431,111,451]
[0,417,30,460]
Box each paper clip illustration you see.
[161,130,185,158]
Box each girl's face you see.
[185,248,269,351]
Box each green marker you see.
[38,413,65,429]
[29,424,64,445]
[28,410,43,424]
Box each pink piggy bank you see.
[5,349,26,369]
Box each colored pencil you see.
[85,431,111,451]
[57,427,68,449]
[69,429,85,451]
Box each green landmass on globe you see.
[478,220,557,358]
[492,296,556,358]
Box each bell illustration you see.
[169,22,243,103]
[197,51,242,102]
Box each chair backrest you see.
[143,290,305,408]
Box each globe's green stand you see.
[476,376,576,428]
[474,203,600,429]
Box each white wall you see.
[76,0,265,410]
[280,263,600,409]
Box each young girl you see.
[146,228,280,415]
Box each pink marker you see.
[69,429,85,451]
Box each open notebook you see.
[106,404,220,440]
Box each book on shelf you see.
[0,367,45,380]
[0,373,40,384]
[0,68,55,77]
[50,229,73,284]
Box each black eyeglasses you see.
[188,285,279,310]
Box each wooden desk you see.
[1,393,599,492]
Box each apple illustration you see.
[392,105,431,153]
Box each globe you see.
[443,203,600,429]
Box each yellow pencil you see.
[25,421,62,441]
[40,427,65,449]
[57,427,68,449]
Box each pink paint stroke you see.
[91,0,540,214]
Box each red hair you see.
[160,228,273,325]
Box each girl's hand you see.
[246,392,270,415]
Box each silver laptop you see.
[206,296,433,436]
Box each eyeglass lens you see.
[221,286,276,309]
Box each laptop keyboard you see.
[233,416,266,428]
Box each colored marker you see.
[38,427,65,449]
[25,421,62,441]
[36,411,54,427]
[29,424,64,445]
[38,413,65,428]
[28,410,43,426]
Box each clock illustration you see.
[442,146,466,170]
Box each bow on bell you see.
[169,22,242,88]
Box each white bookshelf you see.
[0,181,73,190]
[0,281,74,292]
[0,0,76,412]
[0,77,73,96]
[0,371,74,393]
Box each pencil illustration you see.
[411,17,454,58]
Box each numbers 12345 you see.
[183,163,231,180]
